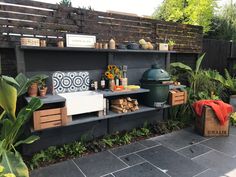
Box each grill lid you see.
[141,64,170,81]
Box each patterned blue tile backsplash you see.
[52,71,90,94]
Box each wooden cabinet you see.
[33,107,67,131]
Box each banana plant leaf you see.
[1,151,29,177]
[0,119,13,140]
[15,73,30,97]
[14,135,39,147]
[0,78,17,120]
[170,62,192,71]
[2,75,19,87]
[195,53,205,73]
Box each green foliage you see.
[168,39,176,46]
[208,2,236,41]
[30,142,87,169]
[169,54,229,122]
[153,0,217,33]
[0,74,43,177]
[59,0,72,7]
[152,0,185,23]
[0,78,17,120]
[230,112,236,126]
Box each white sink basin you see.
[59,91,104,116]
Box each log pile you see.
[110,97,139,113]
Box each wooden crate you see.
[169,90,187,106]
[33,107,68,131]
[195,106,229,137]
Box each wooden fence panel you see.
[0,0,203,53]
[202,39,231,73]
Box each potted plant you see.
[168,39,175,51]
[28,81,38,97]
[27,74,48,97]
[38,75,49,97]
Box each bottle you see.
[94,81,98,91]
[121,78,128,88]
[100,76,106,90]
[115,75,119,86]
[109,38,116,49]
[90,80,95,90]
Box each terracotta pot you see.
[39,87,48,97]
[169,45,174,51]
[28,83,38,97]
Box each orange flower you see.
[108,73,114,80]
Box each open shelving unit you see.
[28,88,170,132]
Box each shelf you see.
[31,104,170,132]
[67,105,169,125]
[19,46,178,54]
[96,88,150,97]
[25,94,66,104]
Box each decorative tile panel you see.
[52,71,89,94]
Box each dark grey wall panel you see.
[24,50,107,72]
[109,111,163,133]
[22,120,107,155]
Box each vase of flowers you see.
[105,65,122,90]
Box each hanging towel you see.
[193,100,233,125]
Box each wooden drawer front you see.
[33,107,67,131]
[169,91,187,106]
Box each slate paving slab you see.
[137,145,206,177]
[73,151,127,177]
[110,142,145,157]
[113,162,169,177]
[229,126,236,136]
[194,169,224,177]
[103,175,115,177]
[120,154,145,166]
[177,144,212,159]
[193,150,236,175]
[201,136,236,157]
[31,127,236,177]
[30,160,84,177]
[138,139,161,148]
[151,128,206,151]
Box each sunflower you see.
[115,68,120,74]
[107,65,112,70]
[105,71,110,77]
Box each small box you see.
[169,90,187,106]
[21,38,40,47]
[66,34,96,48]
[195,106,229,137]
[159,43,169,51]
[33,107,68,131]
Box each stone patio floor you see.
[31,127,236,177]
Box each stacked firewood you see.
[110,97,139,113]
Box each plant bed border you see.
[26,120,188,170]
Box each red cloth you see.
[193,100,233,125]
